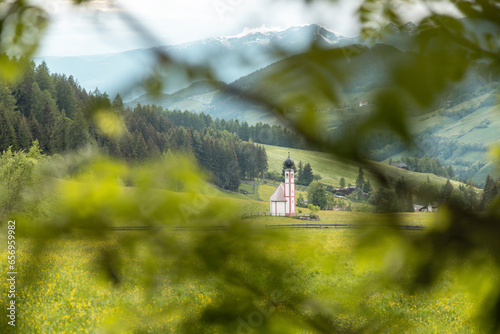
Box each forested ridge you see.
[2,53,495,190]
[0,56,268,191]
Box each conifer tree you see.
[339,177,346,188]
[300,163,313,186]
[441,179,454,203]
[355,168,365,191]
[481,175,499,210]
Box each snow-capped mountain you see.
[36,25,359,100]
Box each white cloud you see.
[35,0,459,57]
[36,0,366,56]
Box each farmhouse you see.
[270,154,296,216]
[390,162,409,170]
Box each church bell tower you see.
[284,153,296,216]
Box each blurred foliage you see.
[0,0,47,81]
[0,140,45,218]
[1,0,500,333]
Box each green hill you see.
[128,80,224,113]
[263,144,472,191]
[127,43,500,185]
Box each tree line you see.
[371,175,496,213]
[391,157,455,179]
[0,57,267,191]
[161,109,308,150]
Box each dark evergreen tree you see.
[307,181,327,209]
[480,175,499,210]
[298,160,303,180]
[112,93,124,110]
[339,177,346,188]
[34,61,56,96]
[441,179,454,203]
[13,115,33,150]
[300,163,313,186]
[372,188,396,213]
[238,121,250,141]
[395,178,413,212]
[55,75,76,118]
[355,168,365,191]
[463,183,478,211]
[0,107,17,151]
[355,168,365,200]
[133,131,148,161]
[415,179,439,206]
[364,179,373,194]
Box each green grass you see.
[263,144,361,187]
[262,144,473,191]
[3,223,478,333]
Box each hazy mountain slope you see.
[136,41,500,184]
[36,24,359,100]
[201,43,407,121]
[388,95,500,185]
[130,80,226,113]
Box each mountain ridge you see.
[36,24,360,100]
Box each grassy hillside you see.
[263,144,360,187]
[127,43,499,185]
[263,144,473,191]
[383,98,500,185]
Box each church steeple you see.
[284,152,294,169]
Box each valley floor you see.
[0,212,479,333]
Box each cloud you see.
[36,0,459,57]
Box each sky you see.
[35,0,364,56]
[35,0,459,57]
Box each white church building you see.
[270,154,296,216]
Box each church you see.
[270,154,296,216]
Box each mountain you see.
[36,22,500,185]
[130,40,500,185]
[131,80,226,114]
[129,43,405,122]
[36,24,358,100]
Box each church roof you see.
[284,152,294,169]
[270,183,287,202]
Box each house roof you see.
[390,162,408,169]
[270,183,287,202]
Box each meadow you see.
[262,144,471,191]
[0,212,481,333]
[0,152,485,333]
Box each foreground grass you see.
[0,215,479,333]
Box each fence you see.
[107,225,228,231]
[241,212,311,218]
[242,212,269,217]
[105,223,425,231]
[265,223,426,230]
